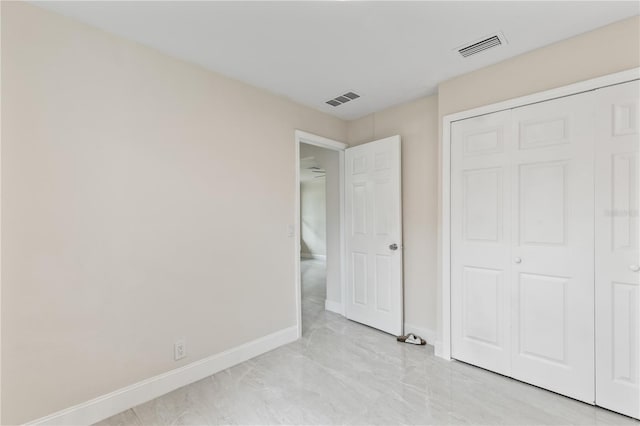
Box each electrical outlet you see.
[174,339,186,361]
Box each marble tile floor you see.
[96,259,637,425]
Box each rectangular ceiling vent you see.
[457,32,507,58]
[326,91,360,107]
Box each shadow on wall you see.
[299,177,327,258]
[300,233,311,256]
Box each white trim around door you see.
[294,130,348,338]
[438,67,640,361]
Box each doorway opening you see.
[294,131,404,338]
[294,131,347,338]
[300,145,338,335]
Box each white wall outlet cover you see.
[174,339,186,361]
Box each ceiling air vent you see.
[457,32,507,58]
[325,91,361,107]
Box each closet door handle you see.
[630,265,640,272]
[514,257,522,264]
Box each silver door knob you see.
[514,257,522,264]
[389,243,398,251]
[630,265,640,272]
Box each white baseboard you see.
[324,299,344,315]
[300,253,326,261]
[403,323,437,346]
[26,326,299,426]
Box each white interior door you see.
[451,91,596,404]
[595,80,640,419]
[345,136,403,336]
[451,110,513,375]
[509,92,595,403]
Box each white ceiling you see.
[32,1,639,120]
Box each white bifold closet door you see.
[509,93,595,403]
[451,109,513,376]
[595,80,639,419]
[452,91,596,403]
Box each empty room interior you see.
[2,1,640,425]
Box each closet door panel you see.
[451,110,513,375]
[595,80,640,419]
[510,92,595,403]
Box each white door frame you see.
[294,130,348,338]
[438,67,640,360]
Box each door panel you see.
[351,183,367,235]
[510,92,595,403]
[518,161,567,246]
[518,116,569,150]
[612,152,638,250]
[462,266,503,346]
[374,180,393,235]
[352,252,367,305]
[595,80,640,419]
[451,110,513,375]
[345,136,402,336]
[612,282,638,382]
[375,255,392,312]
[518,272,569,364]
[463,168,503,242]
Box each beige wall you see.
[347,96,439,334]
[1,3,346,424]
[439,16,640,118]
[436,16,640,343]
